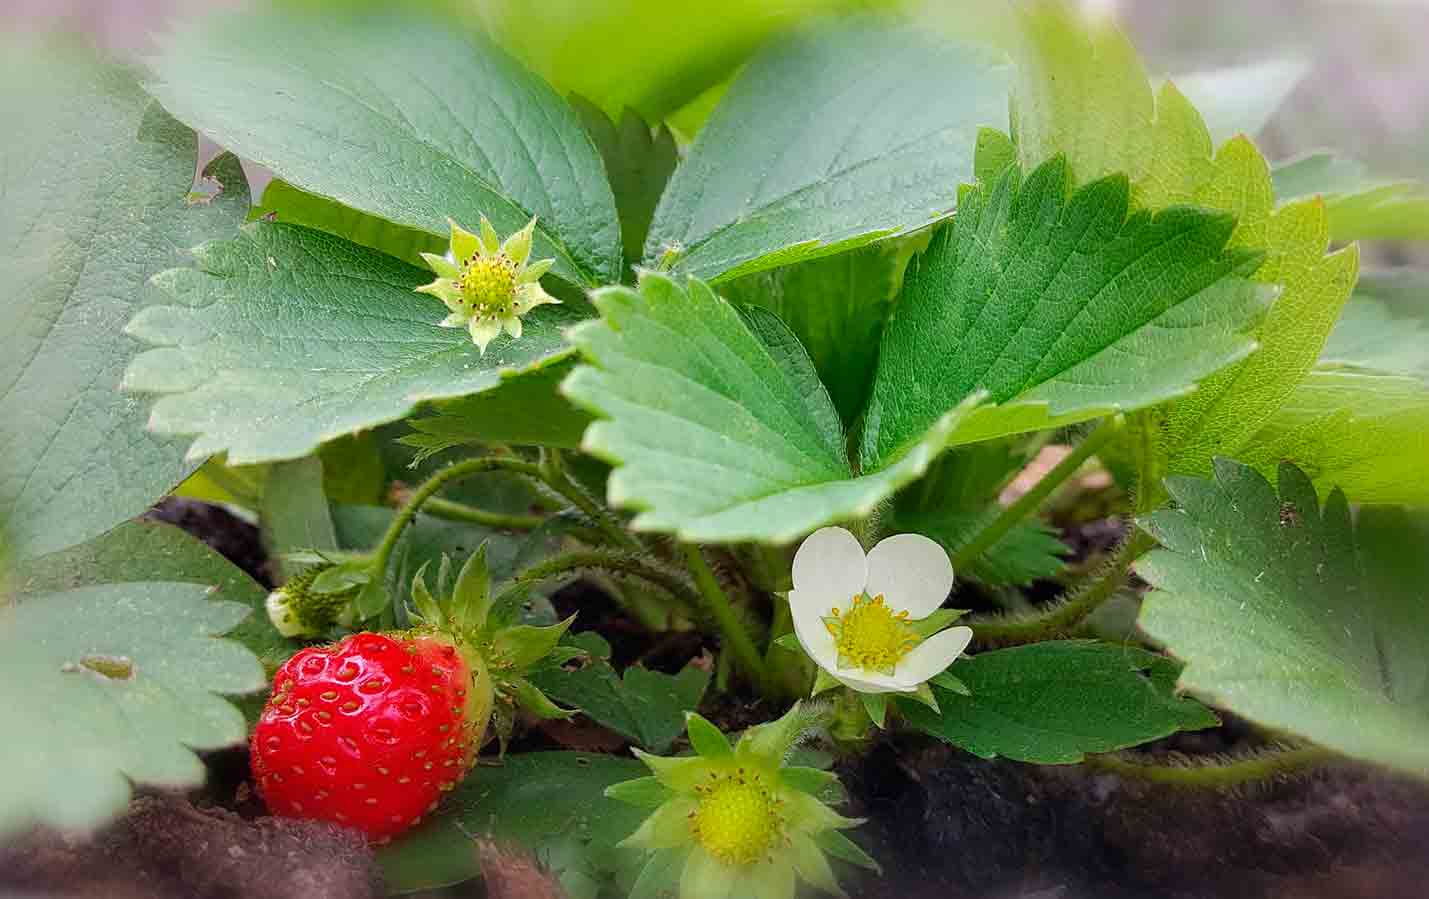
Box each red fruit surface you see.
[251,632,484,841]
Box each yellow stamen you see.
[825,592,919,675]
[688,771,783,866]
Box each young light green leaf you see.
[1272,153,1429,242]
[0,577,265,837]
[1,42,250,560]
[1138,460,1429,777]
[528,658,711,754]
[860,157,1271,469]
[722,244,905,425]
[149,8,620,286]
[645,17,1010,282]
[124,223,584,464]
[561,272,978,543]
[261,456,339,580]
[377,752,647,893]
[252,179,445,269]
[901,641,1218,764]
[1319,293,1429,378]
[1235,370,1429,506]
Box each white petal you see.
[865,533,953,618]
[789,588,840,673]
[895,626,974,686]
[832,670,918,694]
[790,526,867,600]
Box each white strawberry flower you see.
[790,527,972,694]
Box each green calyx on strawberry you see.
[251,544,575,841]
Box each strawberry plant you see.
[3,2,1428,897]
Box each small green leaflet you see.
[148,7,621,286]
[1272,153,1429,242]
[901,641,1218,764]
[378,752,646,894]
[2,523,267,837]
[645,16,1009,282]
[0,42,250,560]
[860,156,1272,469]
[561,272,976,543]
[123,223,584,465]
[1139,460,1429,777]
[401,363,594,460]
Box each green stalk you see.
[682,545,770,691]
[505,549,701,617]
[1085,745,1334,788]
[537,449,641,551]
[951,417,1121,571]
[969,528,1157,645]
[390,491,545,531]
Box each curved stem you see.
[1085,745,1335,788]
[538,449,641,551]
[506,549,701,615]
[372,456,544,583]
[970,528,1157,645]
[682,544,770,691]
[389,490,545,531]
[951,418,1121,571]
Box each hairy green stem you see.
[969,528,1157,645]
[538,449,641,551]
[505,549,701,617]
[1086,745,1335,788]
[682,544,770,691]
[951,418,1121,571]
[390,491,545,531]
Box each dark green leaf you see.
[1139,460,1429,776]
[262,456,339,579]
[149,8,621,285]
[1,43,250,560]
[529,659,711,753]
[903,641,1218,763]
[124,223,584,464]
[252,179,444,269]
[572,99,679,266]
[645,17,1010,282]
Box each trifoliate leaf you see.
[1272,152,1429,242]
[860,156,1272,468]
[149,8,621,286]
[1011,5,1360,494]
[528,658,711,753]
[124,223,584,464]
[901,641,1218,764]
[561,272,977,543]
[1138,460,1429,777]
[722,244,905,426]
[0,41,250,560]
[645,16,1009,282]
[377,752,646,893]
[1235,370,1429,506]
[2,523,267,837]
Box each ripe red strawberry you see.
[251,631,493,841]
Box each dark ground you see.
[5,500,1429,899]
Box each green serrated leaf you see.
[149,8,620,286]
[261,456,339,580]
[377,752,646,893]
[1,553,265,837]
[1138,460,1429,777]
[1235,370,1429,506]
[572,98,679,266]
[902,641,1218,764]
[529,658,711,753]
[252,179,445,269]
[861,157,1271,469]
[562,272,979,543]
[645,16,1009,282]
[1,42,250,560]
[1272,152,1429,242]
[722,244,904,425]
[123,223,584,465]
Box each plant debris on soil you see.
[34,497,1419,899]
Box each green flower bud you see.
[265,565,359,638]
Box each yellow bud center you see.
[458,254,518,318]
[825,593,917,674]
[689,770,783,866]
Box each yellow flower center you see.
[689,770,784,866]
[825,593,917,675]
[457,254,518,317]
